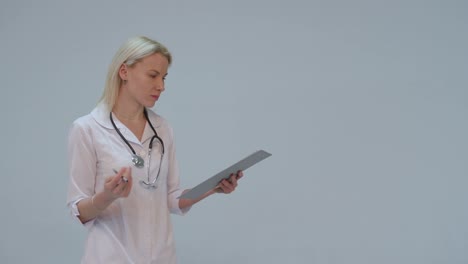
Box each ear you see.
[118,64,128,81]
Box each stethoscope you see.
[109,109,165,190]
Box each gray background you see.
[1,0,467,263]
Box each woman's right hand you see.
[103,166,133,200]
[77,167,133,223]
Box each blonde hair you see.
[99,36,172,110]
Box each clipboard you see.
[178,150,272,200]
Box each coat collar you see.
[91,102,162,144]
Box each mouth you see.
[151,95,160,100]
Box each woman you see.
[66,36,242,263]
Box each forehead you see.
[136,53,169,72]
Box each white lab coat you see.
[67,103,190,264]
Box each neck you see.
[113,92,145,121]
[113,109,145,121]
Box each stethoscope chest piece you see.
[132,154,145,168]
[139,180,158,190]
[110,109,164,191]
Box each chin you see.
[145,101,157,108]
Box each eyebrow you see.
[149,70,168,76]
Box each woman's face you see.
[120,52,169,108]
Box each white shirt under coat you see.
[66,103,190,264]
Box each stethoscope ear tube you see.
[110,108,165,190]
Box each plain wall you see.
[1,0,467,263]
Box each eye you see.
[149,74,157,79]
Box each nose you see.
[155,78,165,92]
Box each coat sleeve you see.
[66,118,98,227]
[166,125,191,215]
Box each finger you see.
[120,166,130,183]
[113,169,128,183]
[122,178,133,197]
[121,167,133,197]
[105,176,113,184]
[213,183,223,193]
[104,175,120,191]
[236,170,244,180]
[222,179,232,187]
[214,181,226,193]
[105,168,120,187]
[220,179,234,193]
[114,179,128,195]
[126,167,133,186]
[123,166,132,183]
[111,167,127,187]
[117,167,133,193]
[229,174,238,187]
[218,184,228,194]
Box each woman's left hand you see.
[215,170,244,194]
[179,171,244,209]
